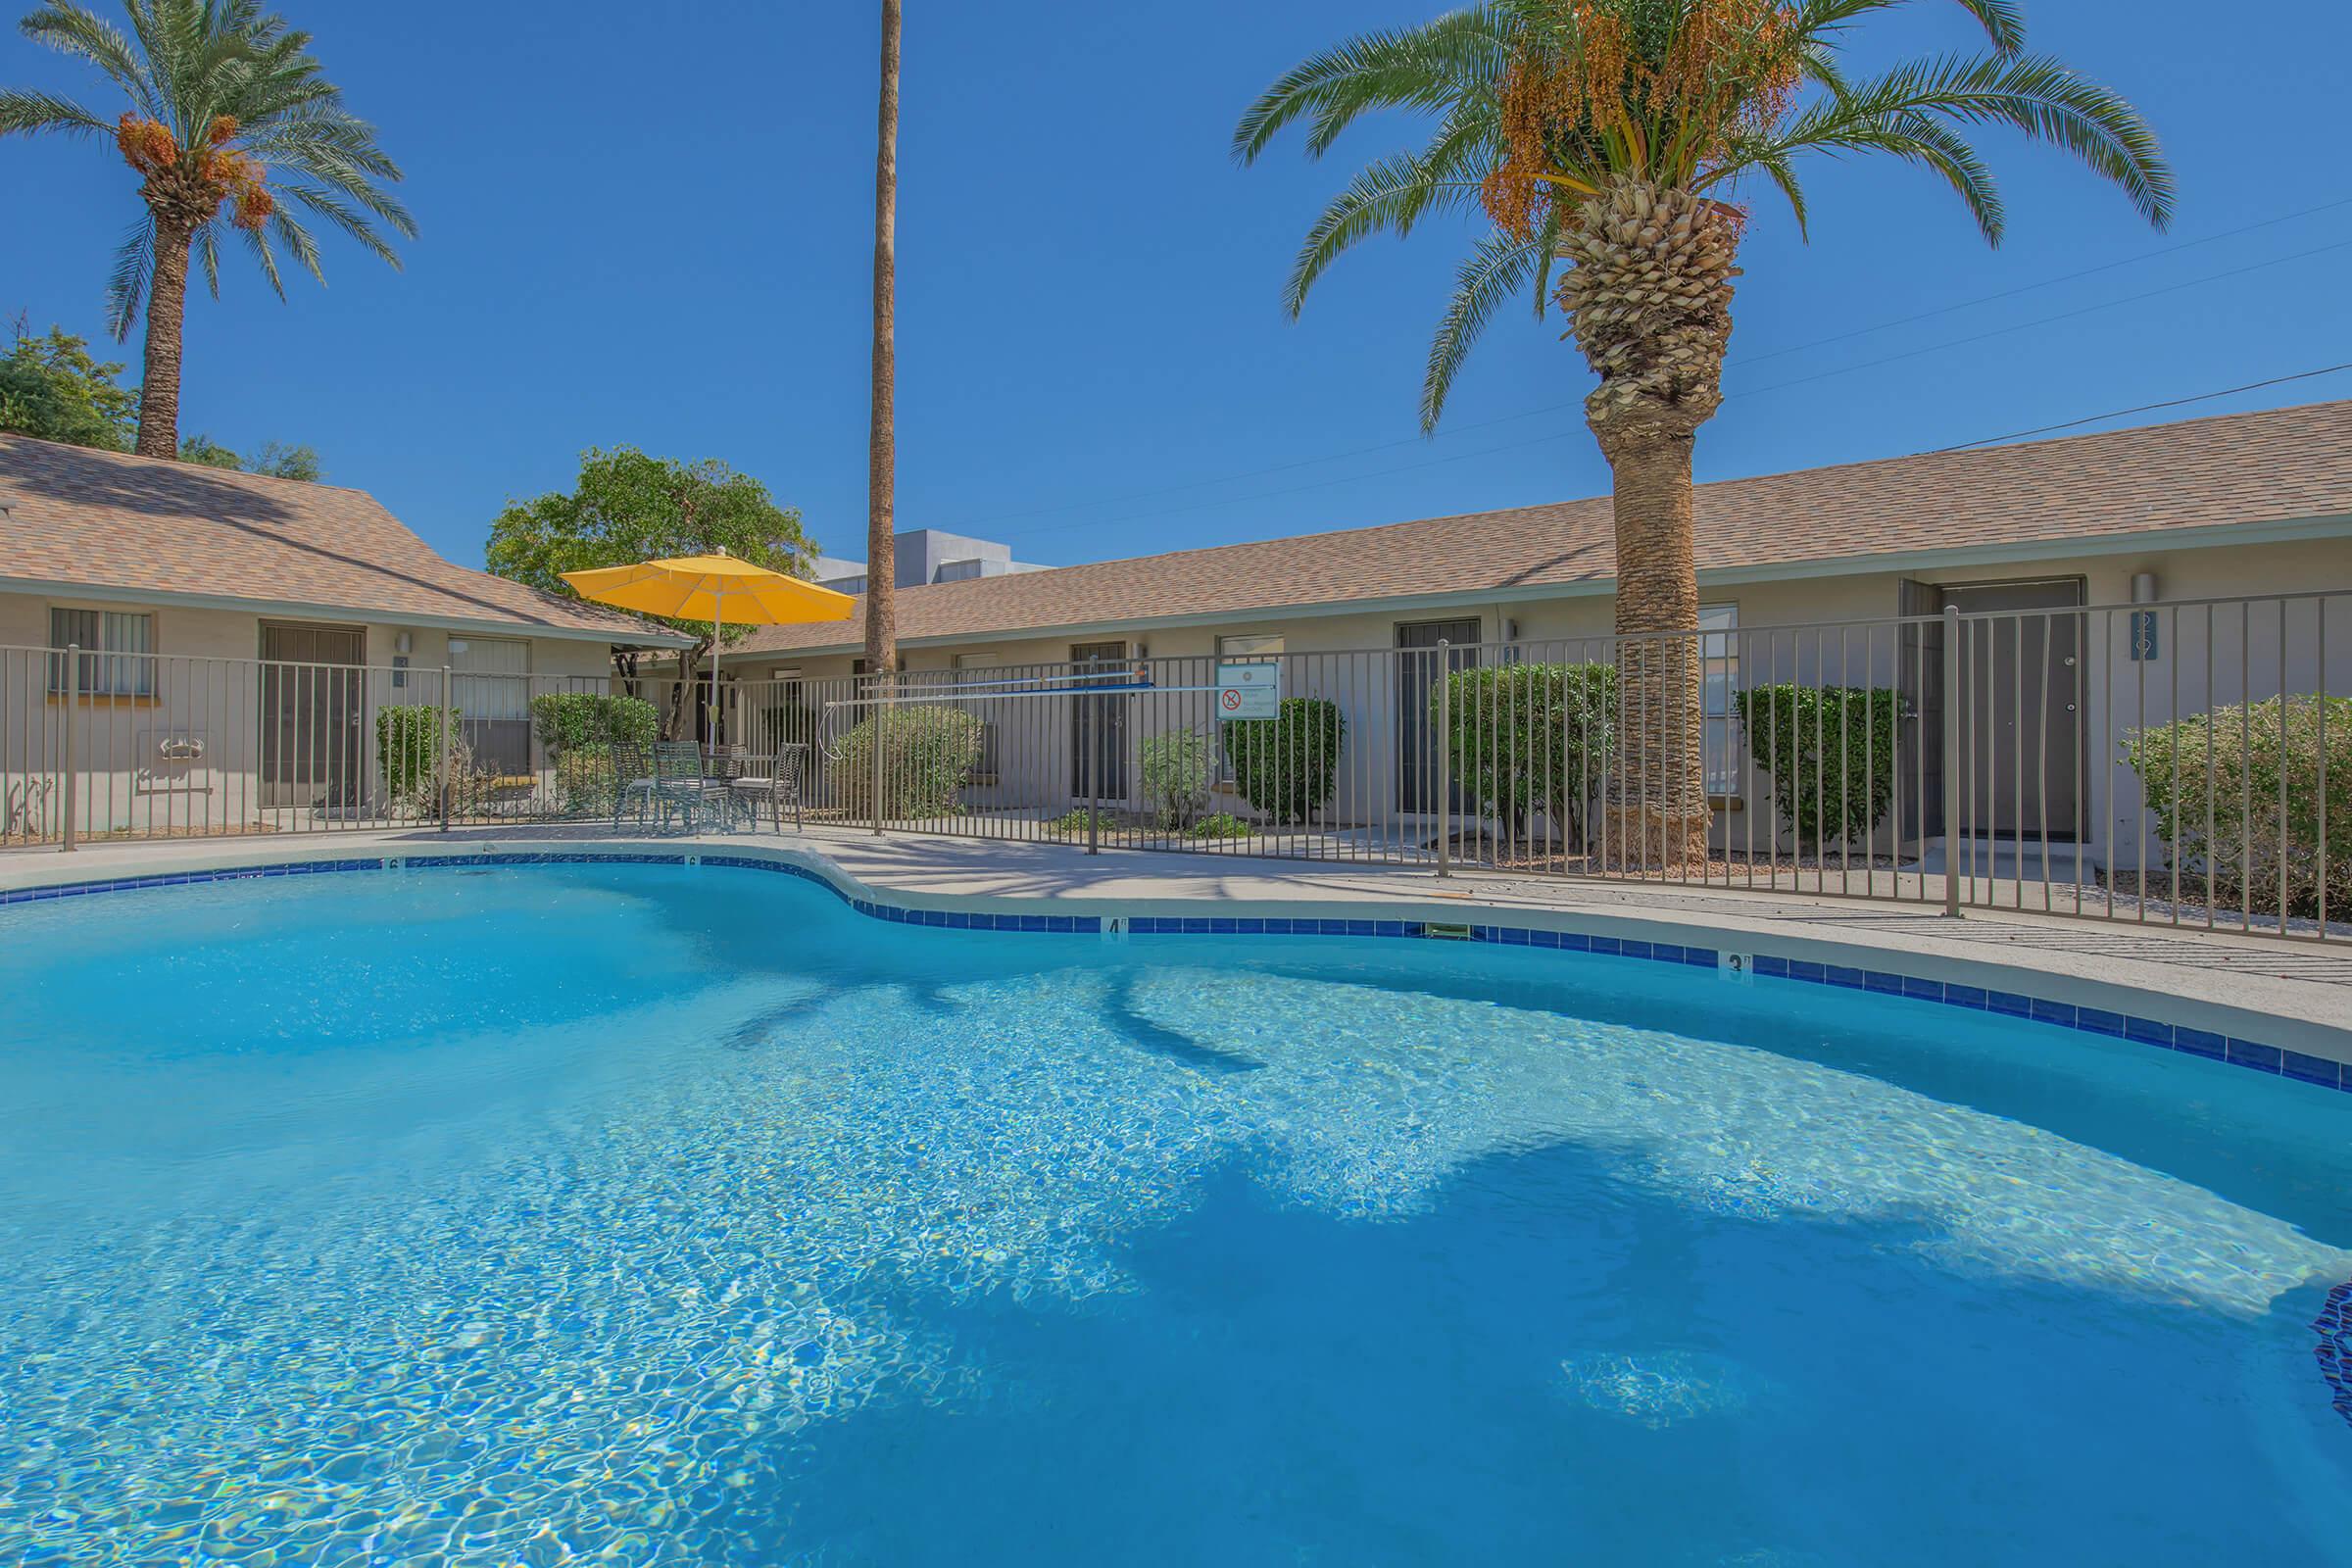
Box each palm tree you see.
[1236,0,2170,867]
[1,0,412,459]
[864,0,902,676]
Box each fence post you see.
[60,644,78,854]
[1940,606,1960,918]
[1435,640,1450,878]
[871,686,886,837]
[1087,693,1102,857]
[439,663,453,833]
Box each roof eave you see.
[0,574,698,648]
[721,509,2352,660]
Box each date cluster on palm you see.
[1556,178,1740,451]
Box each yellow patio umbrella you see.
[562,550,855,757]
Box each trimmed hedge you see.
[1734,684,1905,847]
[1434,662,1615,850]
[2122,693,2352,918]
[1221,698,1343,823]
[835,706,984,820]
[529,691,658,752]
[375,705,455,799]
[527,692,658,818]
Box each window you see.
[451,637,531,773]
[1216,633,1284,662]
[49,608,154,697]
[1699,604,1739,797]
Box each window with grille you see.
[1699,604,1740,797]
[48,608,155,697]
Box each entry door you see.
[1396,618,1482,812]
[1943,580,2083,839]
[1069,641,1128,800]
[260,622,367,808]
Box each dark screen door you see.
[1069,641,1128,800]
[260,622,366,808]
[1396,618,1482,812]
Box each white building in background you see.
[814,528,1049,597]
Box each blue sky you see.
[6,1,2351,571]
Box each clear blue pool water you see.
[2,861,2349,1566]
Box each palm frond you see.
[104,214,154,341]
[1421,226,1547,432]
[1233,7,1508,165]
[194,220,220,297]
[17,1,157,115]
[1284,148,1485,318]
[1768,52,2173,230]
[0,86,109,136]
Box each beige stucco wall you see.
[0,590,623,840]
[709,533,2352,866]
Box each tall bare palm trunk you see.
[134,220,193,458]
[863,0,901,677]
[1559,177,1739,869]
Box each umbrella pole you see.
[708,599,723,765]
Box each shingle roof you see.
[743,399,2352,656]
[0,435,686,644]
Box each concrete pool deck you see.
[6,822,2350,1070]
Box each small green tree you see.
[1434,662,1615,851]
[179,431,322,478]
[1735,685,1905,849]
[177,431,239,467]
[1222,698,1343,823]
[486,447,815,739]
[527,691,660,817]
[835,707,983,820]
[375,705,455,815]
[1141,728,1213,830]
[0,319,136,450]
[2123,694,2351,919]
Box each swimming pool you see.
[2,858,2347,1565]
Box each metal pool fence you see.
[2,588,2343,941]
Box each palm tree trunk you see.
[1559,177,1740,870]
[134,220,193,459]
[1603,431,1709,868]
[863,0,901,677]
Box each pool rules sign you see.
[1215,661,1281,719]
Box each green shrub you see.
[375,705,456,800]
[551,744,619,817]
[835,706,984,819]
[1434,662,1615,850]
[2122,693,2352,919]
[522,694,655,818]
[1734,684,1905,847]
[1187,811,1253,840]
[1045,806,1120,839]
[1221,698,1343,823]
[1141,729,1213,829]
[528,691,658,753]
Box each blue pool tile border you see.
[5,847,2346,1097]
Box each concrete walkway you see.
[6,822,2349,1064]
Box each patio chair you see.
[612,743,658,829]
[651,741,719,832]
[716,743,806,832]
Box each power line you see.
[1011,236,2352,544]
[1734,193,2352,367]
[1925,364,2352,453]
[957,194,2352,541]
[1727,235,2352,401]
